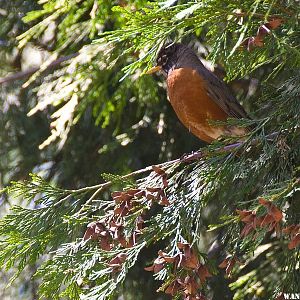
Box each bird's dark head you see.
[146,43,199,77]
[156,43,184,76]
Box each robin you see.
[146,43,250,143]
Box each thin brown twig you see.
[74,141,248,214]
[232,12,283,19]
[70,142,239,195]
[74,131,281,214]
[0,53,78,85]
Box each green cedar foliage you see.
[0,0,300,299]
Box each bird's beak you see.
[145,65,162,74]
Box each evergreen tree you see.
[0,1,299,299]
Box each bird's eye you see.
[161,54,167,64]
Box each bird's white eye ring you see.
[161,54,167,63]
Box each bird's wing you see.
[195,65,249,120]
[174,46,249,119]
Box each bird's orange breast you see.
[167,68,239,142]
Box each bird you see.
[146,43,250,143]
